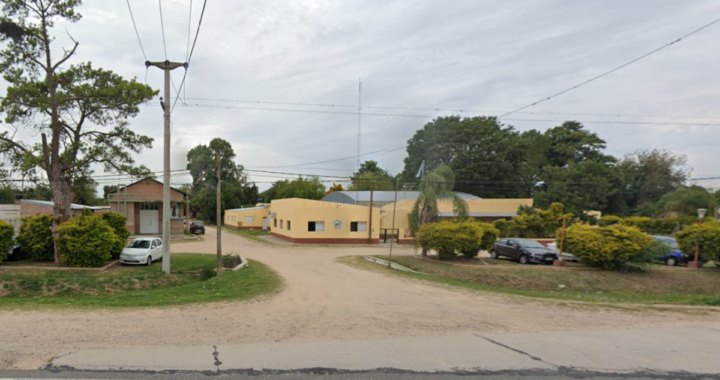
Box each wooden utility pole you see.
[368,173,374,244]
[216,154,222,273]
[146,60,188,275]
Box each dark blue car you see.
[652,236,686,266]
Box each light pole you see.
[687,208,707,269]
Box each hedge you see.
[562,223,654,271]
[16,214,55,261]
[0,219,13,263]
[675,222,720,265]
[599,215,708,235]
[493,202,574,238]
[102,212,131,259]
[417,220,499,260]
[58,215,121,267]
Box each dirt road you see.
[0,227,714,369]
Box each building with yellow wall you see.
[224,204,271,230]
[379,198,533,244]
[270,198,380,244]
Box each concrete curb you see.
[0,260,119,272]
[364,256,417,273]
[232,256,249,271]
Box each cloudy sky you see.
[4,0,720,192]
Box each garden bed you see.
[351,255,720,306]
[0,254,282,308]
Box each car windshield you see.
[654,236,679,249]
[194,222,204,226]
[127,240,150,249]
[516,239,546,248]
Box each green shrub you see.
[200,265,217,281]
[675,222,720,265]
[0,219,13,263]
[493,202,574,238]
[16,214,55,261]
[102,212,131,259]
[417,221,498,260]
[563,224,654,271]
[598,215,622,226]
[58,215,121,267]
[621,216,656,232]
[478,222,500,251]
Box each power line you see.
[172,0,208,113]
[126,0,147,61]
[172,102,720,126]
[245,146,406,169]
[499,18,720,117]
[180,97,720,120]
[499,16,720,118]
[184,0,193,102]
[158,0,168,60]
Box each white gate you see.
[262,217,268,230]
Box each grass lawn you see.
[343,255,720,306]
[0,254,283,309]
[223,227,271,243]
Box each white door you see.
[140,210,159,234]
[262,217,268,230]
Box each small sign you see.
[333,220,343,229]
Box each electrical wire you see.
[158,0,168,60]
[171,102,720,126]
[499,16,720,118]
[182,97,720,121]
[126,0,148,61]
[172,0,208,113]
[185,0,194,103]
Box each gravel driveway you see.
[0,226,713,369]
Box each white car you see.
[547,242,579,262]
[119,238,163,266]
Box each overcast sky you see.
[4,0,720,192]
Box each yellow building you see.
[270,198,380,244]
[379,198,533,244]
[224,204,271,230]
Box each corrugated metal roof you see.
[20,199,107,210]
[438,211,517,217]
[322,191,481,203]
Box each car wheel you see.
[518,255,529,265]
[146,256,152,266]
[489,250,498,259]
[666,257,678,267]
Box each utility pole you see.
[216,154,222,273]
[368,173,374,244]
[388,177,399,268]
[146,60,188,275]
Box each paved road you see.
[1,226,719,374]
[1,370,718,380]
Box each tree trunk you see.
[50,177,74,265]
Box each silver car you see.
[547,242,579,262]
[119,238,163,266]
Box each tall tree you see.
[410,164,468,256]
[614,149,689,214]
[534,161,616,214]
[655,186,716,217]
[0,1,156,264]
[544,121,614,167]
[186,138,256,221]
[261,176,325,202]
[401,116,530,198]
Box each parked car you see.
[547,242,579,262]
[652,236,687,266]
[490,238,558,265]
[119,238,163,266]
[190,221,205,235]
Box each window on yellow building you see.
[308,221,324,232]
[351,221,367,232]
[273,219,277,228]
[287,221,291,230]
[280,220,284,229]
